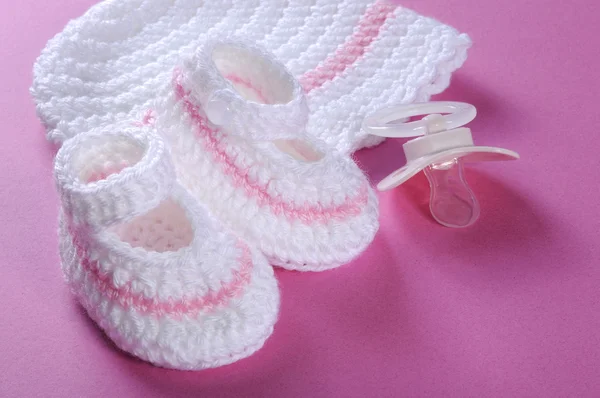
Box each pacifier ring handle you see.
[362,101,477,138]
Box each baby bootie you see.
[153,38,379,271]
[54,125,279,370]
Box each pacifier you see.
[362,102,519,228]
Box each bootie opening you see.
[73,134,146,184]
[110,198,194,253]
[212,43,325,163]
[213,43,293,105]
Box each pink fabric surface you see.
[1,1,599,396]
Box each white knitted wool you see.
[31,0,471,154]
[152,38,379,271]
[55,126,280,370]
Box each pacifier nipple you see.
[421,113,479,228]
[424,158,480,228]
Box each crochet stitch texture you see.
[31,0,471,154]
[153,38,380,271]
[55,126,280,370]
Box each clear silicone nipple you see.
[424,158,480,228]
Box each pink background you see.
[1,0,599,396]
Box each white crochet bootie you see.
[54,125,279,370]
[153,38,379,271]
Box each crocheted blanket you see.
[31,0,471,154]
